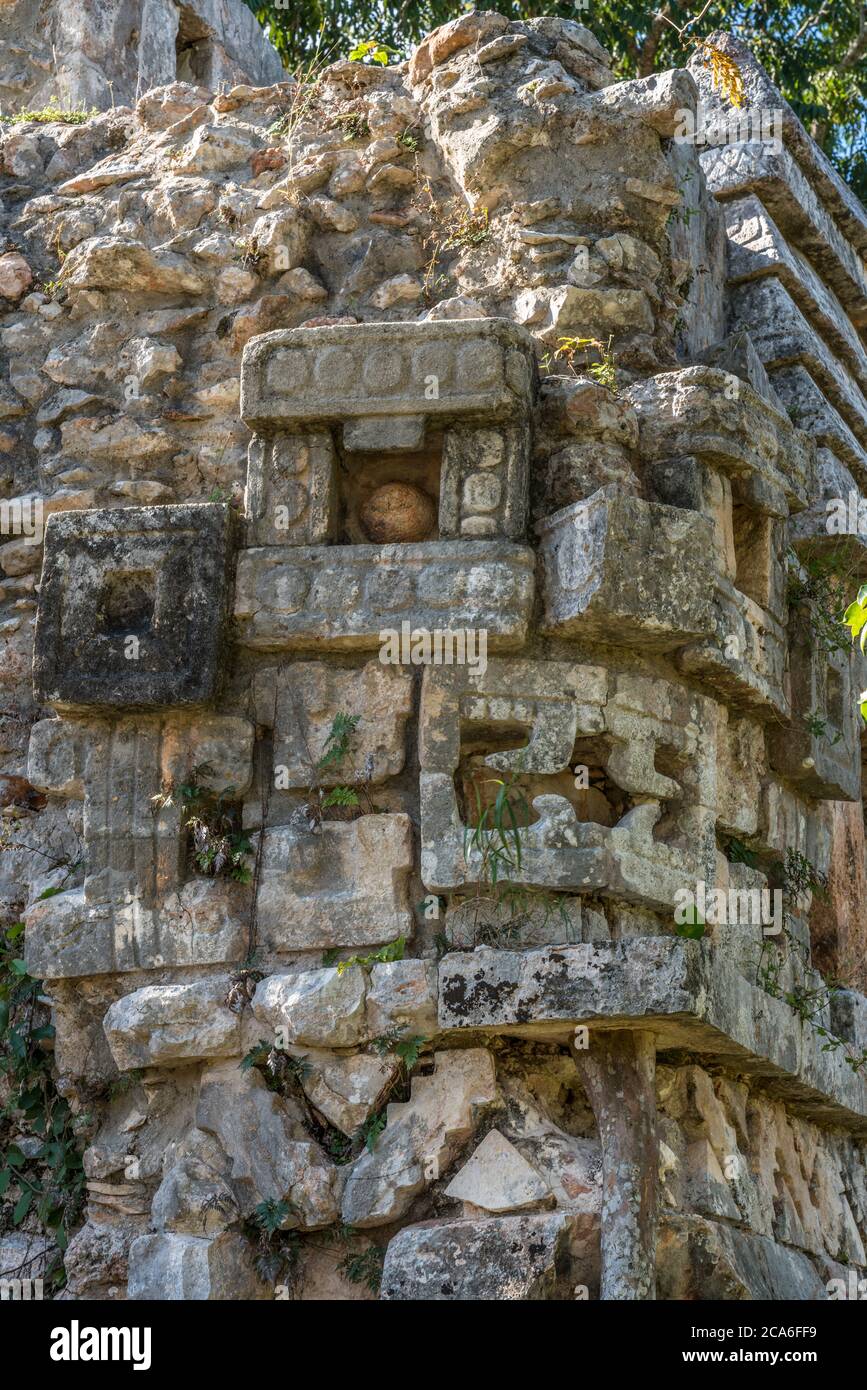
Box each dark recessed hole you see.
[97,570,155,637]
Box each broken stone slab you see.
[23,878,249,980]
[626,366,813,510]
[724,196,867,398]
[729,278,867,449]
[380,1212,594,1300]
[196,1060,341,1228]
[252,815,414,952]
[234,540,535,651]
[102,980,241,1071]
[300,1050,402,1137]
[444,1129,552,1212]
[127,1231,268,1301]
[33,503,239,709]
[240,318,537,438]
[341,1049,497,1227]
[250,660,413,791]
[537,489,715,650]
[437,941,867,1134]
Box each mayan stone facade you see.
[1,8,866,1303]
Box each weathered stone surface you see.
[341,1049,497,1227]
[365,960,438,1039]
[301,1051,401,1137]
[127,1231,268,1301]
[102,980,241,1070]
[33,504,238,709]
[4,5,867,1308]
[241,317,536,436]
[253,815,413,952]
[537,489,715,649]
[252,967,368,1048]
[250,661,413,790]
[196,1060,341,1228]
[627,366,813,509]
[725,197,867,397]
[380,1212,591,1300]
[729,277,867,447]
[438,942,867,1133]
[419,658,715,910]
[658,1212,830,1301]
[444,1129,551,1212]
[23,878,250,979]
[234,540,535,651]
[699,131,867,325]
[0,1,283,116]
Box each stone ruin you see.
[0,7,866,1301]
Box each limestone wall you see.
[0,10,865,1302]
[0,0,284,115]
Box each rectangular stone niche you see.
[241,320,537,546]
[33,503,238,709]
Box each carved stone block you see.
[33,503,238,710]
[254,814,414,951]
[537,489,715,650]
[240,319,537,437]
[234,540,535,650]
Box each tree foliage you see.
[243,1,867,198]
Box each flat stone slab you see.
[240,318,537,435]
[437,941,867,1134]
[234,540,535,650]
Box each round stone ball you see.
[359,482,437,543]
